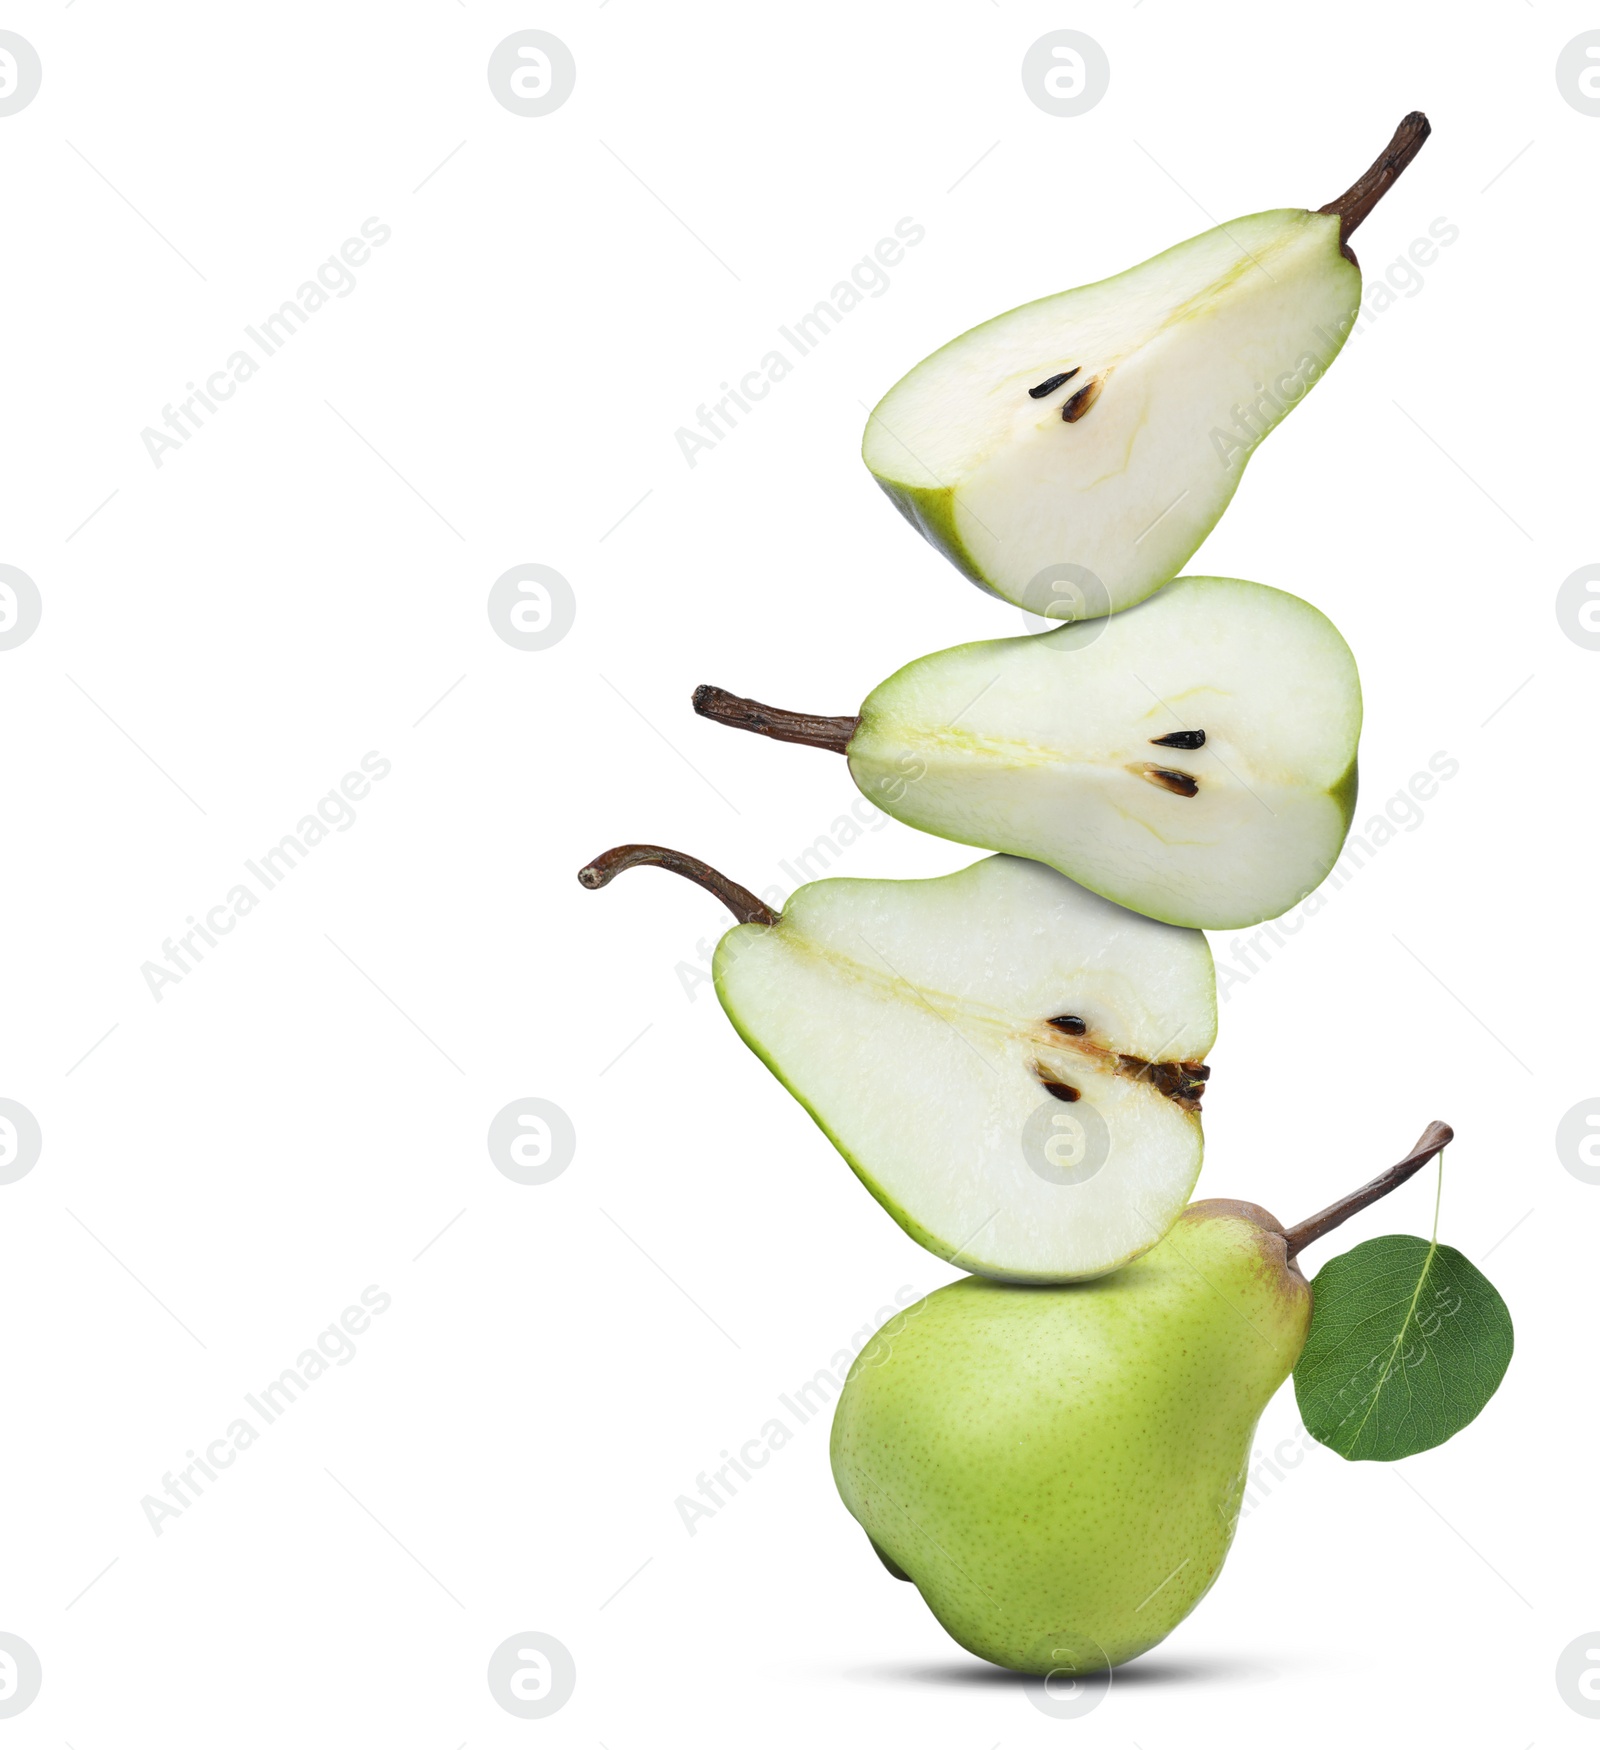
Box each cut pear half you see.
[579,847,1216,1282]
[694,575,1361,930]
[862,113,1430,617]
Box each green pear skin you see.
[830,1200,1311,1674]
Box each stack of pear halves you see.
[582,114,1446,1677]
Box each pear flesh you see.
[830,1200,1311,1673]
[864,208,1358,616]
[847,576,1361,930]
[715,853,1215,1282]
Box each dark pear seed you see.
[1150,729,1206,750]
[1039,1079,1081,1103]
[1142,765,1199,798]
[1028,367,1081,400]
[1047,1014,1088,1035]
[1114,1051,1210,1107]
[1061,377,1103,422]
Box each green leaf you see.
[1293,1234,1513,1462]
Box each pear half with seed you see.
[695,575,1361,931]
[863,114,1429,617]
[579,847,1215,1282]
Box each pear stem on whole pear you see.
[693,685,858,754]
[1282,1119,1452,1258]
[1317,111,1431,263]
[577,843,779,926]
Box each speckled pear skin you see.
[830,1201,1311,1673]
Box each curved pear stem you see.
[1283,1120,1452,1259]
[1318,112,1431,259]
[693,685,858,755]
[577,843,779,926]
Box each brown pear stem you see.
[577,844,778,926]
[1317,112,1431,260]
[693,685,858,755]
[1282,1120,1452,1259]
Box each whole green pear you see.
[830,1200,1311,1674]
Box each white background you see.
[0,2,1592,1743]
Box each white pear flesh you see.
[846,576,1361,930]
[713,854,1215,1282]
[863,210,1359,616]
